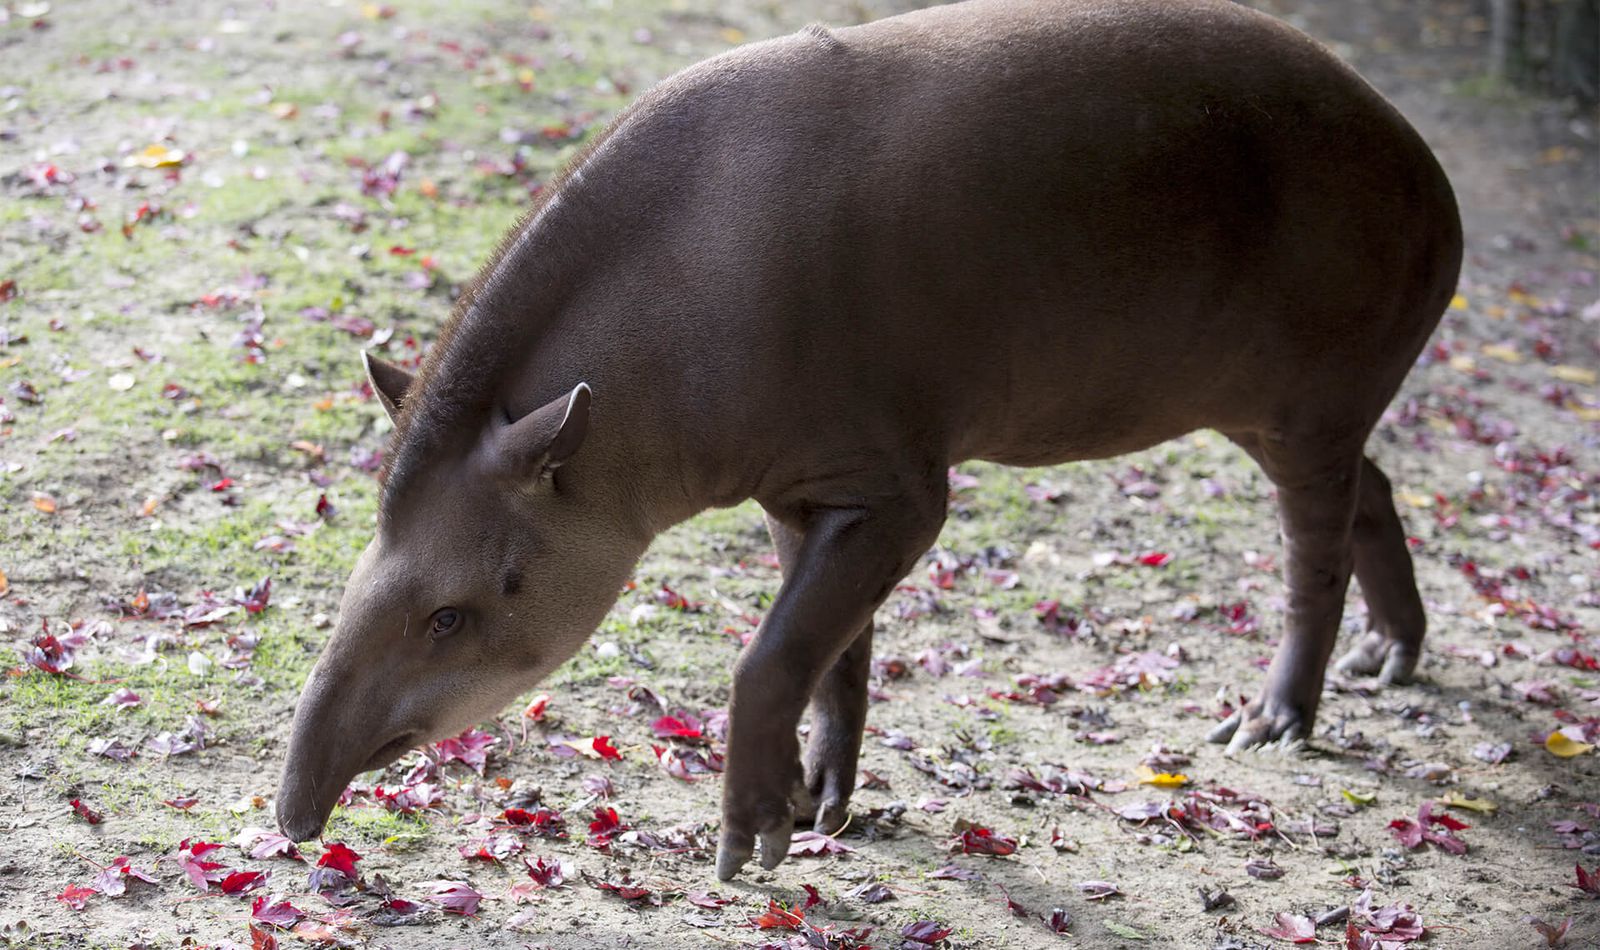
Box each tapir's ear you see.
[363,350,415,424]
[498,382,591,479]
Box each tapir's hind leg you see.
[764,513,872,834]
[1208,432,1362,753]
[1334,457,1427,683]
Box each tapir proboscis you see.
[276,0,1462,880]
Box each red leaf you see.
[235,577,272,613]
[787,831,855,857]
[523,856,569,888]
[250,925,278,950]
[219,870,268,894]
[175,839,228,891]
[91,856,156,897]
[56,883,96,910]
[587,806,629,849]
[426,879,484,916]
[458,833,522,863]
[749,899,806,930]
[592,876,656,902]
[1261,912,1316,943]
[650,715,703,741]
[1137,551,1172,567]
[69,798,104,824]
[686,889,733,908]
[901,920,954,945]
[431,727,499,774]
[250,895,305,928]
[499,806,566,836]
[951,825,1018,856]
[26,632,73,675]
[1420,799,1469,830]
[315,842,361,879]
[801,883,824,909]
[1575,863,1600,897]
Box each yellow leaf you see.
[1448,355,1477,373]
[138,496,160,517]
[31,492,56,514]
[719,27,746,44]
[0,566,8,596]
[1506,287,1543,309]
[1135,765,1189,788]
[1546,731,1594,758]
[1550,364,1597,386]
[1449,293,1468,311]
[1438,792,1497,814]
[1480,343,1524,364]
[1398,491,1433,509]
[124,143,186,169]
[1341,789,1376,807]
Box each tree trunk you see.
[1486,0,1599,103]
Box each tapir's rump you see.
[279,0,1461,883]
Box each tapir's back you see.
[509,0,1459,488]
[616,0,1459,464]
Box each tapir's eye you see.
[429,608,462,639]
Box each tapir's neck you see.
[415,99,757,541]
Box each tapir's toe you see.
[1207,699,1310,755]
[715,834,753,882]
[1334,632,1420,685]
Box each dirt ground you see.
[0,0,1596,948]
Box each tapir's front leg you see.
[718,487,945,881]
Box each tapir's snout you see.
[275,654,419,842]
[276,786,332,843]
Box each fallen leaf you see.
[425,879,484,915]
[125,143,186,168]
[1135,765,1189,788]
[1547,732,1595,758]
[315,842,361,879]
[1261,912,1315,943]
[1438,792,1497,815]
[56,883,96,910]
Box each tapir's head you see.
[275,352,643,841]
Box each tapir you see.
[276,0,1462,881]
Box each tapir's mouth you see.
[359,731,420,773]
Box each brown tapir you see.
[276,0,1462,881]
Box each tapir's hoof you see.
[800,757,854,834]
[1206,700,1310,755]
[715,777,812,880]
[1334,632,1419,685]
[715,825,796,881]
[803,798,851,835]
[715,835,752,882]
